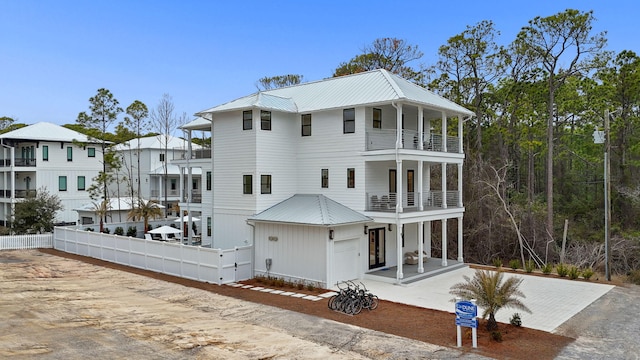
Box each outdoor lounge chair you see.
[404,252,419,265]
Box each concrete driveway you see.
[357,266,615,332]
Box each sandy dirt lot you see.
[0,250,485,360]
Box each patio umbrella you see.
[148,225,182,240]
[173,216,200,222]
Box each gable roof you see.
[73,197,164,212]
[0,122,95,143]
[248,194,371,226]
[197,69,474,117]
[113,134,201,151]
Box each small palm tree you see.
[449,270,531,331]
[91,199,110,233]
[127,198,163,233]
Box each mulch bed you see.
[39,248,574,359]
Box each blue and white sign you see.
[455,317,478,328]
[455,300,477,319]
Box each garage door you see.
[333,239,359,284]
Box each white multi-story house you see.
[111,135,202,216]
[0,122,103,227]
[184,69,473,286]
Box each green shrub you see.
[114,226,124,235]
[542,263,553,274]
[508,259,521,270]
[102,228,110,234]
[85,227,94,232]
[556,263,569,277]
[126,226,137,237]
[492,258,503,268]
[510,313,522,327]
[582,268,594,280]
[628,269,640,285]
[568,266,581,280]
[524,260,535,273]
[490,331,503,342]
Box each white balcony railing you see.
[366,191,461,212]
[366,129,460,153]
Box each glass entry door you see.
[369,228,386,269]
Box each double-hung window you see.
[78,176,85,191]
[59,176,67,191]
[42,145,49,161]
[206,171,211,190]
[261,110,271,130]
[343,108,355,134]
[243,110,252,130]
[301,114,311,136]
[261,175,271,194]
[347,168,355,188]
[373,108,382,129]
[88,147,96,157]
[67,147,73,161]
[243,175,252,194]
[321,169,329,188]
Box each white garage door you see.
[333,239,359,284]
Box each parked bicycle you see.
[328,281,379,315]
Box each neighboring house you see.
[111,135,202,216]
[187,69,473,286]
[0,122,103,226]
[73,197,163,229]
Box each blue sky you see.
[1,1,637,132]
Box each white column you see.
[441,219,448,266]
[458,163,463,207]
[418,106,424,150]
[396,103,403,149]
[396,226,403,280]
[418,221,424,273]
[426,165,431,207]
[397,161,403,212]
[441,111,447,152]
[441,163,447,209]
[457,216,464,262]
[418,160,424,211]
[458,115,463,154]
[425,221,431,257]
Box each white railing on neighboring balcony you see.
[367,191,461,212]
[366,129,460,153]
[0,233,53,250]
[425,191,460,208]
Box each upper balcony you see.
[0,158,36,167]
[366,129,460,153]
[366,191,461,213]
[171,147,211,160]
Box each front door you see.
[369,228,386,269]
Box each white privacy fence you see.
[0,234,53,250]
[53,227,252,285]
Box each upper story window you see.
[159,153,165,162]
[343,108,355,134]
[67,147,73,161]
[243,175,252,194]
[243,110,252,130]
[347,168,355,188]
[42,145,49,161]
[78,176,85,191]
[207,217,212,236]
[88,147,96,157]
[59,176,67,191]
[261,110,271,130]
[301,114,312,136]
[321,169,329,188]
[373,108,382,129]
[206,171,211,190]
[261,175,272,194]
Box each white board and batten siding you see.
[326,224,366,287]
[254,223,327,285]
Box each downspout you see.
[391,101,402,282]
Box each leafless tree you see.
[150,94,180,216]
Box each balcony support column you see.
[418,221,424,273]
[458,116,464,154]
[458,163,463,207]
[457,216,464,262]
[418,106,424,150]
[441,111,447,152]
[418,160,423,211]
[441,218,448,266]
[396,224,403,281]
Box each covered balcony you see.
[366,191,461,212]
[366,129,460,153]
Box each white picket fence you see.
[0,234,53,250]
[53,227,252,285]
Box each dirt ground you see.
[0,249,581,359]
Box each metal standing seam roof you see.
[0,122,96,143]
[196,69,474,117]
[73,197,164,212]
[248,194,372,226]
[112,134,202,151]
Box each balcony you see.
[0,158,36,167]
[366,191,461,212]
[172,147,211,160]
[366,129,460,153]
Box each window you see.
[67,147,73,161]
[78,176,85,191]
[261,175,271,194]
[59,176,67,191]
[321,169,329,188]
[373,108,382,129]
[42,145,49,161]
[243,110,252,130]
[243,175,252,194]
[343,108,355,133]
[192,180,198,190]
[159,153,165,162]
[88,147,96,157]
[207,217,212,236]
[347,168,355,188]
[301,114,312,136]
[206,171,211,190]
[170,179,177,190]
[261,110,271,130]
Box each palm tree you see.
[127,198,163,233]
[91,199,110,233]
[449,270,531,330]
